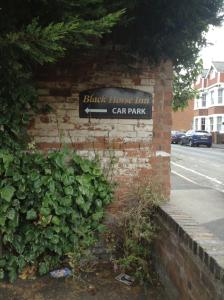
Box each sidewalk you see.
[212,143,224,149]
[171,173,224,241]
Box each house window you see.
[201,118,205,130]
[209,117,214,132]
[210,68,216,79]
[210,91,214,105]
[202,93,207,107]
[218,89,223,104]
[195,118,198,130]
[217,116,223,132]
[195,98,199,108]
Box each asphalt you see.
[171,144,224,241]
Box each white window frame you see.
[194,118,198,130]
[210,90,214,105]
[217,116,223,132]
[201,118,206,131]
[202,93,207,107]
[218,88,223,104]
[209,117,214,132]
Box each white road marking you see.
[171,170,224,193]
[171,170,199,185]
[171,161,224,186]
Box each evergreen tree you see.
[0,0,123,149]
[0,0,223,149]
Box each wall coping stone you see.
[158,202,224,283]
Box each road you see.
[171,144,224,240]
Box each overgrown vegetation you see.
[0,0,223,282]
[107,182,164,284]
[0,149,113,282]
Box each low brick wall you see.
[154,203,224,300]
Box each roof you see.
[212,61,224,73]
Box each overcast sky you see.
[200,22,224,68]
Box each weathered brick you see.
[32,58,172,213]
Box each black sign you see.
[79,87,152,119]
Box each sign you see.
[79,87,152,119]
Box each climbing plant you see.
[0,149,113,282]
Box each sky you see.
[200,22,224,68]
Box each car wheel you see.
[189,140,194,147]
[207,144,212,148]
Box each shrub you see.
[0,149,113,282]
[108,181,164,284]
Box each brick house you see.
[193,61,224,133]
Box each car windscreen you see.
[195,131,209,136]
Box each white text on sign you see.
[112,108,146,115]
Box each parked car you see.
[179,130,212,147]
[171,131,186,144]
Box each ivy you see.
[0,149,113,282]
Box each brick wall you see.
[29,53,173,209]
[154,204,224,300]
[207,73,219,87]
[208,107,224,115]
[194,109,208,116]
[172,100,194,131]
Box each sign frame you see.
[79,87,152,120]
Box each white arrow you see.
[85,107,107,114]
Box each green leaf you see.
[40,207,51,216]
[63,196,72,207]
[0,152,13,170]
[39,262,49,275]
[92,167,102,176]
[0,186,16,202]
[76,195,84,206]
[0,269,5,280]
[0,216,6,227]
[7,208,16,220]
[92,211,103,221]
[52,216,60,225]
[34,179,42,189]
[51,235,60,244]
[26,209,37,220]
[30,171,39,181]
[0,259,6,268]
[55,155,64,168]
[9,269,17,283]
[13,173,21,181]
[49,181,55,193]
[64,186,73,196]
[96,199,102,208]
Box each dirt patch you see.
[0,264,167,300]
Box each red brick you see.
[40,116,50,123]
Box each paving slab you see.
[171,174,224,241]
